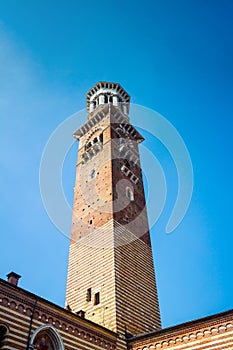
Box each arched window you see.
[0,325,8,349]
[30,325,64,350]
[85,141,92,150]
[85,130,103,151]
[126,187,134,201]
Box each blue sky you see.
[0,0,233,328]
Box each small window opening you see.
[94,292,100,305]
[86,288,91,302]
[90,169,96,179]
[126,187,134,201]
[104,95,108,103]
[89,219,93,225]
[99,133,103,143]
[109,95,113,103]
[86,141,92,150]
[93,137,98,144]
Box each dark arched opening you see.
[0,325,8,349]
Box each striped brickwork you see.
[0,279,117,350]
[114,223,161,336]
[128,310,233,350]
[66,222,117,331]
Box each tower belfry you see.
[66,82,161,338]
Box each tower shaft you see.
[66,83,161,336]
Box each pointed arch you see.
[29,324,65,350]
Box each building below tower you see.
[1,275,233,349]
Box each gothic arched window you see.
[30,325,64,350]
[85,130,104,151]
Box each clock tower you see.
[65,82,161,341]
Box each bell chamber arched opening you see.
[87,81,130,115]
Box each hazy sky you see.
[0,0,233,328]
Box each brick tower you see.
[66,82,161,339]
